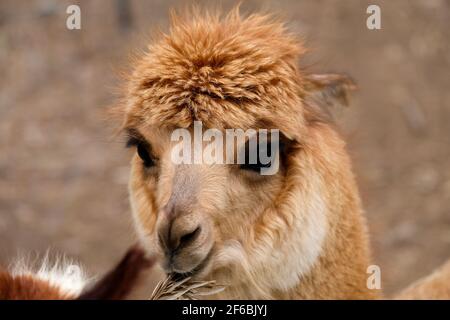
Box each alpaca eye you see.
[239,134,289,175]
[136,143,154,167]
[240,159,272,172]
[239,138,275,174]
[124,130,156,168]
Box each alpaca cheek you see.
[129,165,159,246]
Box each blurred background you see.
[0,0,449,296]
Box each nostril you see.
[176,226,201,251]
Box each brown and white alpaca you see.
[115,8,377,299]
[0,245,153,300]
[115,7,450,300]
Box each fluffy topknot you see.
[123,7,307,139]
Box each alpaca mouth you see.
[171,248,214,279]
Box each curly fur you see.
[122,7,307,139]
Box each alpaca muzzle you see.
[157,203,213,276]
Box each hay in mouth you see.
[150,274,225,300]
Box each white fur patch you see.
[11,252,88,297]
[269,189,328,291]
[210,173,329,296]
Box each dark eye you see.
[136,143,155,167]
[239,138,274,173]
[240,160,271,172]
[124,130,156,168]
[239,135,288,175]
[240,156,273,173]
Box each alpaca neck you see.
[280,124,380,299]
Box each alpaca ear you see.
[303,73,357,111]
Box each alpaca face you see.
[127,124,288,278]
[119,10,359,295]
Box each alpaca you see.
[117,8,378,299]
[0,245,153,300]
[117,8,449,299]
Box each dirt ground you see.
[0,0,449,297]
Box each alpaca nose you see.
[158,206,201,255]
[167,223,201,254]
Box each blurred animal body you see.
[0,246,153,300]
[395,260,450,300]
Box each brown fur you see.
[118,7,380,299]
[0,268,72,300]
[0,246,153,300]
[122,8,307,139]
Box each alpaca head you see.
[119,8,356,293]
